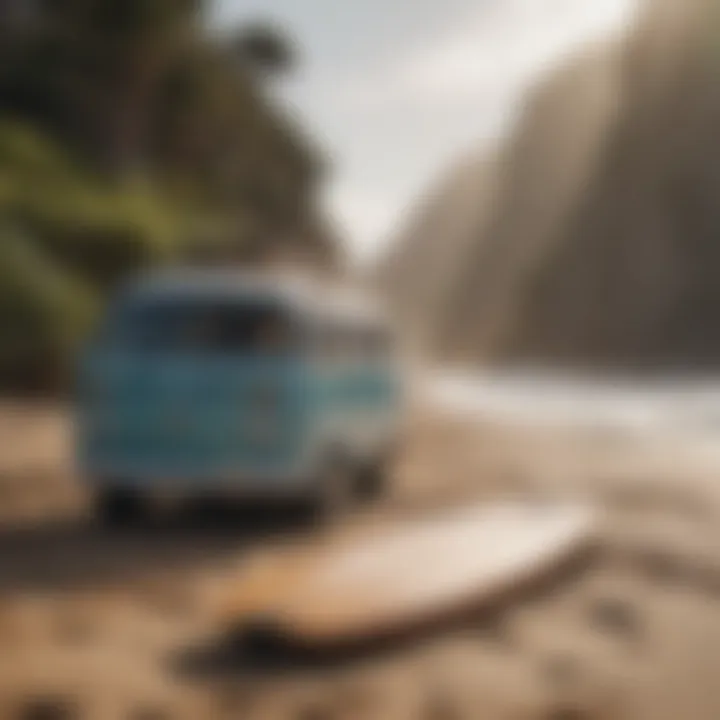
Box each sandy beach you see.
[2,399,720,719]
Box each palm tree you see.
[230,21,297,77]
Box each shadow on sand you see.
[173,545,601,681]
[0,502,315,595]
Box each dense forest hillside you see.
[0,0,337,391]
[382,0,720,370]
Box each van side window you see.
[112,300,295,355]
[206,304,293,354]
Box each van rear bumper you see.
[81,465,319,499]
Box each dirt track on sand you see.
[3,404,720,719]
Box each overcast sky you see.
[214,0,638,264]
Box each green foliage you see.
[0,226,95,393]
[0,0,334,393]
[0,120,179,285]
[0,120,183,391]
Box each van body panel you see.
[76,272,403,499]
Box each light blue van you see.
[76,271,404,523]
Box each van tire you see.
[93,487,146,528]
[356,445,397,502]
[308,454,355,523]
[356,459,389,502]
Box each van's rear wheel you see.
[308,455,356,523]
[93,487,146,528]
[356,458,390,502]
[356,444,397,503]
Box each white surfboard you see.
[219,502,597,648]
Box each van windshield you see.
[107,297,296,355]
